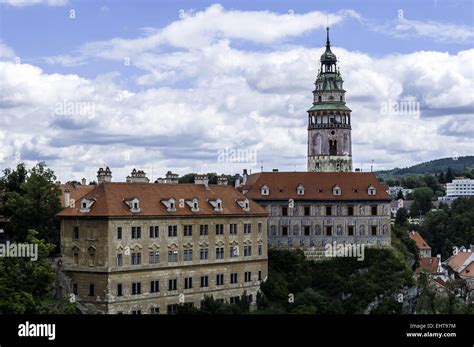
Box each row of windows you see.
[271,224,389,237]
[278,205,379,217]
[116,245,262,266]
[72,223,261,240]
[74,271,262,297]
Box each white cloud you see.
[0,41,16,59]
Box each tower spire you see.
[326,26,330,48]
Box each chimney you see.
[242,169,248,184]
[194,174,209,187]
[126,168,150,183]
[97,166,112,183]
[217,175,228,185]
[81,178,87,185]
[235,175,241,188]
[64,187,70,208]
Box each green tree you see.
[395,207,409,227]
[446,167,454,183]
[410,187,433,216]
[396,190,404,200]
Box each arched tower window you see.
[329,139,337,155]
[318,95,322,102]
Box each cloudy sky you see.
[0,0,473,182]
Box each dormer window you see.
[297,184,305,196]
[333,185,341,196]
[208,199,223,212]
[124,197,140,213]
[185,198,200,212]
[79,198,95,213]
[236,198,250,212]
[261,185,269,196]
[161,198,176,212]
[368,185,376,196]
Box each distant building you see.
[388,186,413,199]
[408,231,431,258]
[390,199,413,216]
[438,178,474,201]
[126,168,150,183]
[444,246,474,290]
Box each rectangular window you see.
[244,223,252,234]
[116,254,123,267]
[326,226,332,236]
[183,225,193,237]
[199,224,208,236]
[149,226,159,238]
[132,310,141,315]
[168,279,177,291]
[117,283,123,296]
[132,282,141,295]
[281,207,288,216]
[304,206,311,216]
[150,280,160,293]
[168,250,178,263]
[326,206,332,216]
[230,273,238,284]
[184,249,193,261]
[215,247,224,259]
[258,271,262,281]
[230,246,239,258]
[200,275,209,288]
[117,226,122,240]
[168,225,177,237]
[230,296,239,304]
[348,206,354,216]
[282,226,288,236]
[200,248,209,260]
[216,274,224,286]
[167,304,178,314]
[371,226,377,236]
[229,223,237,235]
[73,252,79,265]
[258,222,262,234]
[150,307,159,314]
[348,226,354,236]
[244,245,252,257]
[184,277,193,289]
[73,226,79,240]
[215,224,224,235]
[131,252,141,265]
[72,283,78,295]
[88,284,95,296]
[244,271,252,282]
[371,206,378,216]
[304,226,311,236]
[149,251,160,264]
[258,244,263,256]
[131,226,141,239]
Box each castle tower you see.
[307,28,352,172]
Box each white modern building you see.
[446,178,474,197]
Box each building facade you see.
[58,177,268,314]
[308,28,352,172]
[446,178,474,197]
[241,172,391,255]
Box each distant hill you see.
[375,156,474,178]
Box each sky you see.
[0,0,473,183]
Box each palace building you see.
[57,170,268,314]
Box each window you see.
[348,226,354,236]
[73,252,79,265]
[200,248,209,260]
[167,304,178,314]
[261,185,269,195]
[132,310,141,315]
[150,307,160,314]
[117,254,123,267]
[282,226,288,236]
[200,276,209,288]
[131,226,141,239]
[230,246,239,258]
[348,206,354,216]
[258,271,262,281]
[168,250,178,263]
[230,273,238,284]
[281,207,288,216]
[150,280,160,293]
[216,247,224,259]
[244,271,252,282]
[304,206,311,216]
[168,225,177,237]
[258,222,262,234]
[326,226,332,236]
[183,249,193,261]
[72,226,79,240]
[333,186,341,195]
[149,226,159,238]
[88,284,95,296]
[230,296,240,304]
[168,279,177,291]
[72,283,78,295]
[368,186,376,195]
[183,225,192,237]
[371,206,378,216]
[184,277,193,289]
[133,202,139,210]
[326,206,332,216]
[199,224,208,236]
[117,227,122,240]
[304,226,311,236]
[229,224,237,235]
[215,224,224,235]
[131,252,141,265]
[244,245,252,257]
[258,244,263,256]
[244,223,252,234]
[117,283,123,296]
[371,226,377,236]
[216,274,224,286]
[149,251,160,264]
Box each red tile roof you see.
[409,231,431,250]
[416,257,439,274]
[57,182,267,218]
[58,183,95,208]
[447,251,473,273]
[242,172,391,201]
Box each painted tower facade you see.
[308,28,353,172]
